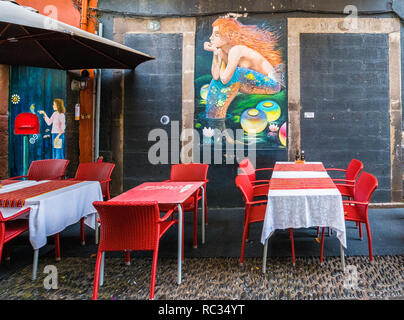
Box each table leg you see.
[340,243,345,272]
[263,239,268,274]
[95,212,99,245]
[99,252,105,286]
[32,249,39,281]
[200,186,205,245]
[177,203,183,285]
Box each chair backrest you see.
[346,159,364,181]
[27,159,69,180]
[238,158,256,182]
[354,171,378,203]
[235,174,254,204]
[169,163,209,182]
[93,201,161,252]
[74,162,115,197]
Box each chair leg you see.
[150,246,159,300]
[365,221,374,263]
[358,223,363,240]
[92,251,103,300]
[3,244,10,261]
[124,250,131,265]
[54,233,61,261]
[0,242,3,265]
[80,217,85,246]
[320,227,326,265]
[289,228,295,266]
[317,227,320,238]
[181,212,184,261]
[204,193,208,225]
[240,222,249,265]
[193,201,198,249]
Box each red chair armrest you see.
[335,183,355,188]
[3,208,31,221]
[333,179,355,184]
[246,200,268,206]
[255,168,274,172]
[251,180,270,185]
[252,184,269,190]
[326,168,347,172]
[159,208,176,222]
[7,175,28,180]
[343,200,368,206]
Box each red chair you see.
[326,159,364,199]
[91,201,177,300]
[0,208,30,264]
[235,173,295,265]
[161,163,209,249]
[238,158,273,197]
[8,159,69,181]
[71,162,115,245]
[320,172,378,264]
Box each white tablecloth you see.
[0,180,103,249]
[261,162,347,248]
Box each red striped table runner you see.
[1,180,19,186]
[0,180,83,207]
[274,163,325,172]
[269,178,336,190]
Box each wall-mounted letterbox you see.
[14,113,39,135]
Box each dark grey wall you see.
[123,33,183,191]
[300,34,390,202]
[97,1,404,206]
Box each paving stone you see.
[0,255,402,300]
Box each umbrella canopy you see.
[0,0,154,70]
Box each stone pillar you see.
[0,65,9,180]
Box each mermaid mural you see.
[195,17,287,148]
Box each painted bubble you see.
[200,84,210,100]
[279,122,287,147]
[240,108,268,134]
[160,115,170,125]
[256,100,281,122]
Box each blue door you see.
[8,66,66,177]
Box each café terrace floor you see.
[0,208,403,300]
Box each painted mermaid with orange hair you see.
[204,18,284,119]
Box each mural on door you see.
[8,66,66,177]
[195,17,287,149]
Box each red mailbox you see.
[14,113,39,135]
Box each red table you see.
[109,181,206,285]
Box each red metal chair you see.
[91,201,177,300]
[326,159,364,199]
[0,208,30,264]
[160,163,209,249]
[320,172,378,264]
[238,158,273,197]
[321,159,364,237]
[8,159,69,181]
[235,173,295,265]
[71,162,115,245]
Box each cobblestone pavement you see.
[0,255,402,300]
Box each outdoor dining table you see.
[108,181,206,285]
[261,161,347,273]
[0,179,103,280]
